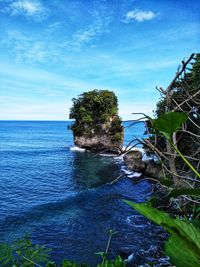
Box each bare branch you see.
[166,53,195,93]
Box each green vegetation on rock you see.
[69,90,118,124]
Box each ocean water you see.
[0,121,165,266]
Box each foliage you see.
[152,111,200,178]
[126,109,200,266]
[152,111,188,140]
[69,90,123,140]
[0,236,51,266]
[125,201,200,267]
[155,54,200,174]
[69,90,118,122]
[168,188,200,198]
[44,256,125,267]
[156,54,200,117]
[0,233,126,267]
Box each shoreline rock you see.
[123,150,162,179]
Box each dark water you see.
[0,121,165,266]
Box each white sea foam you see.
[99,153,117,157]
[123,145,158,161]
[121,166,133,175]
[113,155,124,163]
[125,252,135,263]
[70,146,86,152]
[127,172,142,178]
[121,166,142,178]
[126,215,146,227]
[123,170,133,175]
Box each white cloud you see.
[2,0,49,21]
[71,10,112,49]
[1,30,58,64]
[123,9,157,23]
[1,8,112,64]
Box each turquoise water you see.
[0,121,165,265]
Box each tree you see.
[154,54,200,182]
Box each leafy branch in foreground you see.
[140,110,200,204]
[95,229,119,265]
[124,110,200,266]
[125,201,200,267]
[0,236,51,266]
[0,232,126,267]
[152,111,200,179]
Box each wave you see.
[70,146,86,152]
[120,166,142,178]
[123,146,158,162]
[127,172,142,178]
[126,214,150,228]
[125,245,171,266]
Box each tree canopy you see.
[153,53,200,179]
[69,90,123,141]
[69,89,118,124]
[156,53,200,117]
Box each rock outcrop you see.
[123,150,162,179]
[69,90,124,153]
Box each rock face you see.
[123,150,162,179]
[123,150,145,171]
[69,90,124,153]
[145,160,162,178]
[73,119,124,153]
[74,133,123,153]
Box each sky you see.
[0,0,199,120]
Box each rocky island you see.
[69,90,124,154]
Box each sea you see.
[0,121,167,266]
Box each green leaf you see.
[45,262,57,267]
[95,252,106,258]
[165,235,200,267]
[0,243,14,265]
[193,219,200,229]
[62,260,79,267]
[153,112,188,139]
[97,256,126,267]
[113,256,126,267]
[125,200,200,267]
[169,188,200,198]
[62,259,89,267]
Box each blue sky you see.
[0,0,199,120]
